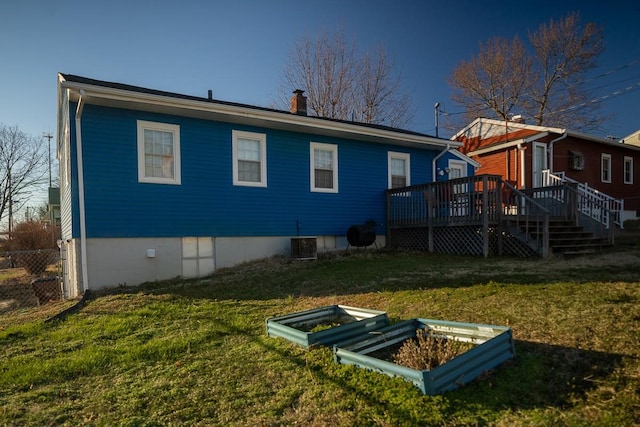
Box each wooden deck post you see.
[482,175,489,258]
[427,189,434,252]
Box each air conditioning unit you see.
[291,237,317,260]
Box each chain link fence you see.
[0,249,62,313]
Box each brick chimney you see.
[290,89,307,116]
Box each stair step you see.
[551,242,612,255]
[557,249,598,256]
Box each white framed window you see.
[601,153,611,183]
[310,142,338,193]
[624,156,633,184]
[388,152,410,189]
[232,130,267,187]
[448,159,467,179]
[137,120,181,185]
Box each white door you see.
[532,143,547,188]
[448,160,468,215]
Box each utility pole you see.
[7,171,12,236]
[434,102,440,138]
[43,132,53,188]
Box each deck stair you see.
[515,218,612,255]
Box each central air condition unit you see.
[290,237,317,260]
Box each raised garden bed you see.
[266,305,389,348]
[333,318,515,395]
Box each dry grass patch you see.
[393,329,475,370]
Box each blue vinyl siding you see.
[71,104,443,239]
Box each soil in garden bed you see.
[291,314,357,332]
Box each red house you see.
[452,118,640,224]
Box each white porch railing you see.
[542,170,624,228]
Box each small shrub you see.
[6,221,59,251]
[5,221,60,275]
[393,329,474,370]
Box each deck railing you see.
[502,181,550,257]
[522,182,614,244]
[386,175,551,257]
[542,170,623,228]
[386,175,502,227]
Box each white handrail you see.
[542,170,623,228]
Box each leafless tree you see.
[278,30,414,128]
[528,13,604,129]
[450,37,532,125]
[0,124,48,232]
[448,12,604,131]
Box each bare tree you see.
[528,13,604,129]
[0,124,48,232]
[448,12,604,131]
[450,37,532,126]
[278,30,414,129]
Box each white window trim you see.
[601,153,612,183]
[310,142,338,193]
[137,120,181,185]
[624,156,633,184]
[388,151,410,189]
[232,130,267,187]
[448,159,468,179]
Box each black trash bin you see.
[346,224,377,249]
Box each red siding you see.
[555,137,640,212]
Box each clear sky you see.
[1,0,639,208]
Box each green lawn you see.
[1,240,639,426]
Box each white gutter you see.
[75,90,89,292]
[432,144,450,182]
[548,131,568,173]
[61,79,459,150]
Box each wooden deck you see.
[386,175,616,258]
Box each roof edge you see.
[58,73,459,149]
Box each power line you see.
[545,81,640,117]
[445,58,640,119]
[582,58,640,85]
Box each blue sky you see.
[2,1,639,156]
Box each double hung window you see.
[233,130,267,187]
[388,152,410,189]
[624,156,633,184]
[601,153,611,183]
[310,142,338,192]
[137,120,181,185]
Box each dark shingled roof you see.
[60,73,438,140]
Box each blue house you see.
[56,73,476,294]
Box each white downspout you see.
[548,131,568,173]
[75,90,89,292]
[432,144,450,182]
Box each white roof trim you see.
[454,117,640,150]
[449,148,480,167]
[59,74,459,150]
[467,132,549,156]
